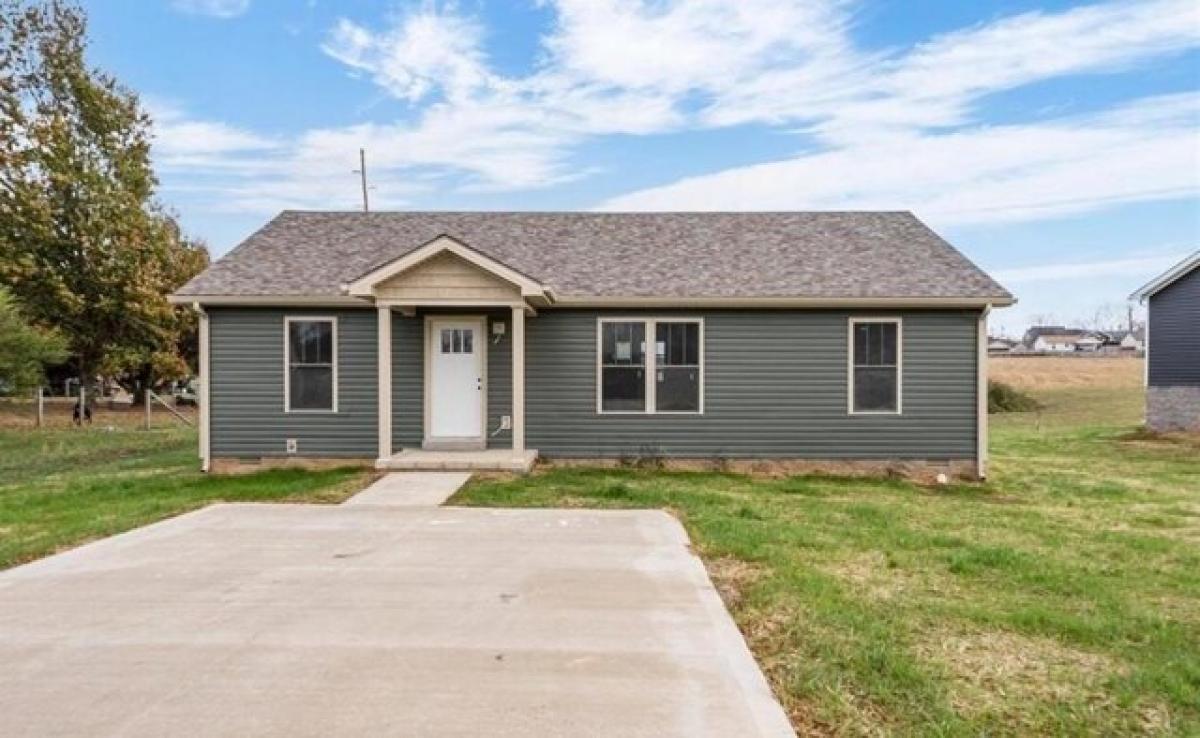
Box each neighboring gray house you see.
[171,211,1013,478]
[1132,251,1200,432]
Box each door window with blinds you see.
[598,318,703,414]
[849,318,901,414]
[285,317,337,412]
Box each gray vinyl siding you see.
[1148,266,1200,387]
[391,314,422,451]
[208,306,979,461]
[208,308,377,457]
[525,309,980,459]
[486,314,513,449]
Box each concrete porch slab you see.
[344,472,472,507]
[378,448,538,473]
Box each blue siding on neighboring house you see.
[209,308,377,458]
[524,309,980,459]
[1148,266,1200,387]
[208,307,980,461]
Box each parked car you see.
[173,379,199,406]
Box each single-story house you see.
[1028,331,1094,353]
[170,211,1014,478]
[1104,328,1145,352]
[1131,250,1200,431]
[987,337,1017,354]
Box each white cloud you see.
[147,101,278,161]
[600,93,1200,225]
[171,0,250,19]
[321,10,491,103]
[307,0,1198,201]
[993,253,1191,284]
[161,0,1200,220]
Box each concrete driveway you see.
[0,504,793,737]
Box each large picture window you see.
[598,318,703,414]
[286,317,337,412]
[849,318,900,414]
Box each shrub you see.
[988,380,1042,413]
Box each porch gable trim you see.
[344,234,551,300]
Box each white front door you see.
[427,318,485,443]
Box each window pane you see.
[602,322,644,365]
[853,322,897,367]
[657,322,699,366]
[854,366,897,412]
[854,324,869,365]
[602,367,645,411]
[657,366,699,412]
[462,329,473,354]
[880,323,897,365]
[290,366,333,410]
[289,321,332,364]
[440,329,451,353]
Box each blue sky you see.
[82,0,1199,334]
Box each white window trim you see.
[284,316,338,413]
[847,316,903,416]
[596,317,705,415]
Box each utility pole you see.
[353,148,370,212]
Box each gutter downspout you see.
[194,303,211,473]
[977,305,991,480]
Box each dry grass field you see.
[991,355,1143,391]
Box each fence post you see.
[144,389,152,431]
[35,386,44,428]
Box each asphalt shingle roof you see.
[175,211,1012,301]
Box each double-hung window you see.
[598,318,703,414]
[285,317,337,412]
[849,318,901,414]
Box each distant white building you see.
[1032,334,1086,352]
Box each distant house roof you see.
[1107,328,1145,344]
[174,211,1013,305]
[1131,250,1200,301]
[1022,325,1084,345]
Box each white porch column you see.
[511,306,525,452]
[377,306,392,462]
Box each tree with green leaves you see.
[0,286,67,393]
[0,0,209,398]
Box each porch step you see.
[378,448,538,474]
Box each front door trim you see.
[423,315,488,449]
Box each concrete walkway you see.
[0,504,794,737]
[343,471,472,507]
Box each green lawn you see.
[0,425,372,569]
[452,389,1200,736]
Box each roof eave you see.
[552,295,1015,308]
[169,293,1013,308]
[1129,250,1200,302]
[167,294,371,307]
